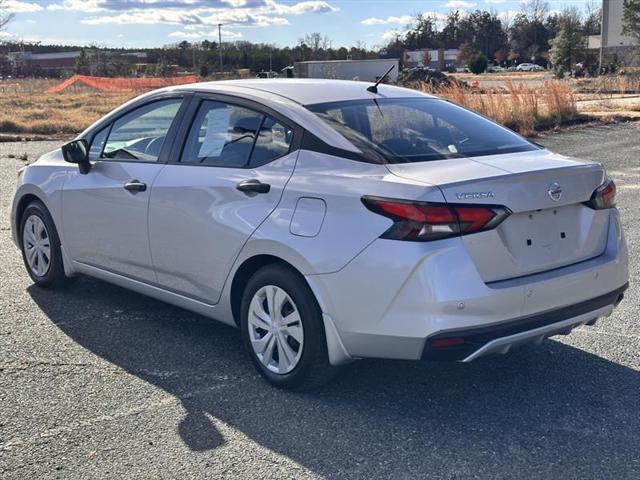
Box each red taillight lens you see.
[362,196,511,242]
[430,337,465,348]
[586,178,616,210]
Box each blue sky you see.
[1,0,597,49]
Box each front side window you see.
[307,98,539,164]
[181,100,293,168]
[102,99,182,162]
[88,126,109,161]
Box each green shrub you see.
[468,53,488,75]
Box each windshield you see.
[306,98,539,164]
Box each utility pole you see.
[218,23,223,75]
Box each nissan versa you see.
[11,79,629,389]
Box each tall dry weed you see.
[421,79,577,135]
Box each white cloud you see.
[361,15,413,26]
[497,9,519,21]
[485,0,505,4]
[168,31,208,39]
[169,29,243,39]
[3,1,43,13]
[444,0,477,9]
[46,0,103,12]
[82,11,203,26]
[67,0,336,29]
[0,31,14,38]
[265,0,337,15]
[381,29,408,42]
[199,12,289,26]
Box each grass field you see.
[0,75,638,139]
[0,80,135,137]
[422,80,579,136]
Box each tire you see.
[240,264,338,390]
[19,200,72,289]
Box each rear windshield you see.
[306,98,539,163]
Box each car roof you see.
[174,78,433,105]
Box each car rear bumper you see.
[422,283,627,362]
[307,209,629,364]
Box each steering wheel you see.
[144,136,165,157]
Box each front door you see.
[148,98,298,303]
[62,98,184,282]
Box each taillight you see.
[362,196,511,242]
[586,178,616,210]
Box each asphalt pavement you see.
[0,124,638,479]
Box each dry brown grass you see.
[421,80,578,136]
[0,77,580,137]
[0,79,138,136]
[0,91,135,135]
[574,73,640,97]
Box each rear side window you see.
[181,100,293,168]
[307,98,538,163]
[102,99,182,163]
[249,116,293,168]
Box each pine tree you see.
[75,49,90,75]
[623,0,640,43]
[549,9,585,76]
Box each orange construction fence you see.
[45,74,198,93]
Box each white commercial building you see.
[601,0,638,48]
[294,59,399,82]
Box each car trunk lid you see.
[386,150,610,282]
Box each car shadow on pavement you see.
[28,277,640,478]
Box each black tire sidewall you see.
[240,264,328,389]
[19,201,66,288]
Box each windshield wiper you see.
[367,65,395,94]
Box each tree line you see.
[383,0,602,75]
[3,0,640,79]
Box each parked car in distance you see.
[516,63,545,72]
[11,79,628,389]
[487,65,506,73]
[256,70,279,79]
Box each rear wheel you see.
[20,200,71,289]
[240,264,338,390]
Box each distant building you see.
[118,52,149,64]
[294,59,399,82]
[601,0,637,49]
[403,49,460,71]
[8,51,81,72]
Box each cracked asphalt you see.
[1,124,639,479]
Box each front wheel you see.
[20,200,72,289]
[240,264,338,390]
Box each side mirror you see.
[62,139,91,174]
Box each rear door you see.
[148,95,300,304]
[62,97,185,282]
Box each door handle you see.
[123,180,147,193]
[236,179,270,194]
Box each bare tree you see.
[521,0,550,23]
[583,0,602,36]
[301,33,329,52]
[0,0,15,31]
[299,33,331,60]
